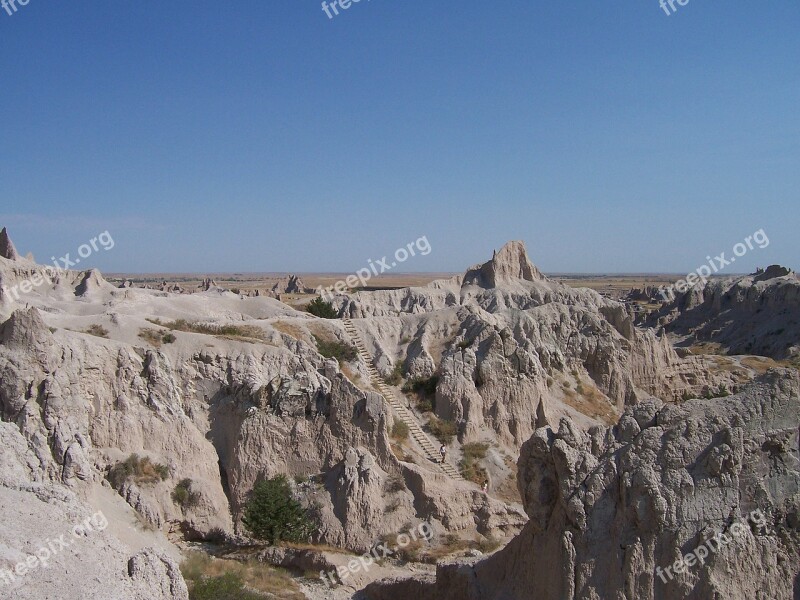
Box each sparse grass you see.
[340,363,362,384]
[139,327,176,348]
[380,532,427,563]
[426,416,457,445]
[146,318,265,342]
[385,362,404,386]
[391,420,409,441]
[688,342,727,356]
[271,320,308,342]
[85,324,109,338]
[384,475,406,494]
[560,380,617,426]
[779,357,800,373]
[459,442,489,484]
[172,478,201,509]
[181,551,305,600]
[108,454,170,488]
[423,534,502,563]
[313,334,357,363]
[741,356,779,374]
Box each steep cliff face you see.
[369,369,800,599]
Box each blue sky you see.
[0,1,798,274]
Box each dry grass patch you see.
[138,328,176,347]
[423,534,501,562]
[740,356,779,374]
[85,324,109,338]
[108,454,170,487]
[459,442,489,484]
[181,551,304,600]
[688,342,727,356]
[426,416,457,444]
[561,379,617,425]
[147,318,267,343]
[270,320,309,342]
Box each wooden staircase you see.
[342,318,463,480]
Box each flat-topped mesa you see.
[0,227,20,261]
[462,240,545,288]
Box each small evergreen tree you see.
[307,297,338,319]
[242,476,316,544]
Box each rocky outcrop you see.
[0,227,20,261]
[272,274,306,295]
[372,369,800,599]
[642,266,800,359]
[463,240,545,288]
[0,422,188,600]
[335,242,719,449]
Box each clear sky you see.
[1,1,798,274]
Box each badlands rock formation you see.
[0,227,19,261]
[272,274,307,295]
[0,421,187,600]
[1,229,795,599]
[367,369,800,599]
[641,267,800,360]
[334,242,730,449]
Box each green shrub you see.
[313,335,357,363]
[162,333,177,344]
[402,376,438,412]
[427,416,457,445]
[173,478,201,509]
[306,297,339,319]
[402,376,438,398]
[108,454,170,488]
[189,573,262,600]
[242,476,316,544]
